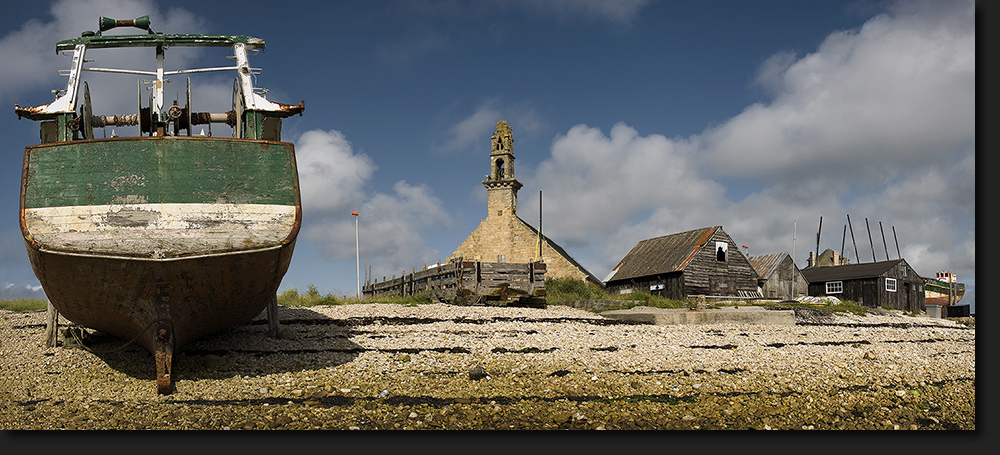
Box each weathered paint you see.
[24,203,296,257]
[22,136,298,209]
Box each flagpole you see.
[353,211,360,299]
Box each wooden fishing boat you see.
[921,271,965,306]
[15,16,304,394]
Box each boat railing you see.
[14,15,304,143]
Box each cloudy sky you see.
[0,0,976,312]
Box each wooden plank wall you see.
[363,258,546,302]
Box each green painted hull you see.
[23,136,298,210]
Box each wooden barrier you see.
[363,258,546,307]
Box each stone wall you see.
[449,213,593,283]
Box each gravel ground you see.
[0,303,975,430]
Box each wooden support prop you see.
[45,300,59,347]
[267,295,280,338]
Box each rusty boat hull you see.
[20,136,301,393]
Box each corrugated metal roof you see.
[604,226,719,283]
[800,259,903,283]
[747,252,789,280]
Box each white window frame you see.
[826,281,843,294]
[886,278,897,292]
[715,241,727,262]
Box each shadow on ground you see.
[67,306,362,382]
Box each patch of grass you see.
[276,285,344,307]
[543,277,687,312]
[276,285,436,307]
[0,299,48,312]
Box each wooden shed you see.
[603,226,759,300]
[800,259,925,312]
[747,252,808,300]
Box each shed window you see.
[900,264,907,277]
[826,281,843,294]
[886,278,897,292]
[715,242,727,262]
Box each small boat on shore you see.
[15,16,305,393]
[921,271,965,306]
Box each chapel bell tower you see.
[483,120,522,218]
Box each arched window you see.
[495,159,505,180]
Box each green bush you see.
[276,285,342,307]
[544,277,608,301]
[306,284,321,298]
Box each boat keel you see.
[154,322,175,394]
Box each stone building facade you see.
[448,121,603,286]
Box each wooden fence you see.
[363,258,546,306]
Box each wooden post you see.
[45,300,59,347]
[267,295,280,338]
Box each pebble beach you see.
[0,303,975,430]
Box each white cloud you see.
[1,283,46,300]
[435,98,546,154]
[295,130,451,279]
[519,122,728,273]
[296,129,376,213]
[0,0,209,106]
[699,0,974,186]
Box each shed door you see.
[709,276,735,295]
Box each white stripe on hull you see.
[24,203,297,258]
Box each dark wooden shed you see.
[603,226,759,300]
[748,252,808,300]
[800,259,925,312]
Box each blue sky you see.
[0,0,976,312]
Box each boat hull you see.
[20,136,301,392]
[24,242,295,352]
[922,277,965,306]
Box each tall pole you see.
[879,221,889,262]
[353,211,360,299]
[847,214,858,264]
[865,217,875,262]
[792,220,796,267]
[840,224,846,263]
[816,216,823,259]
[537,190,542,262]
[892,226,901,259]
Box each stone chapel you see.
[447,121,603,287]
